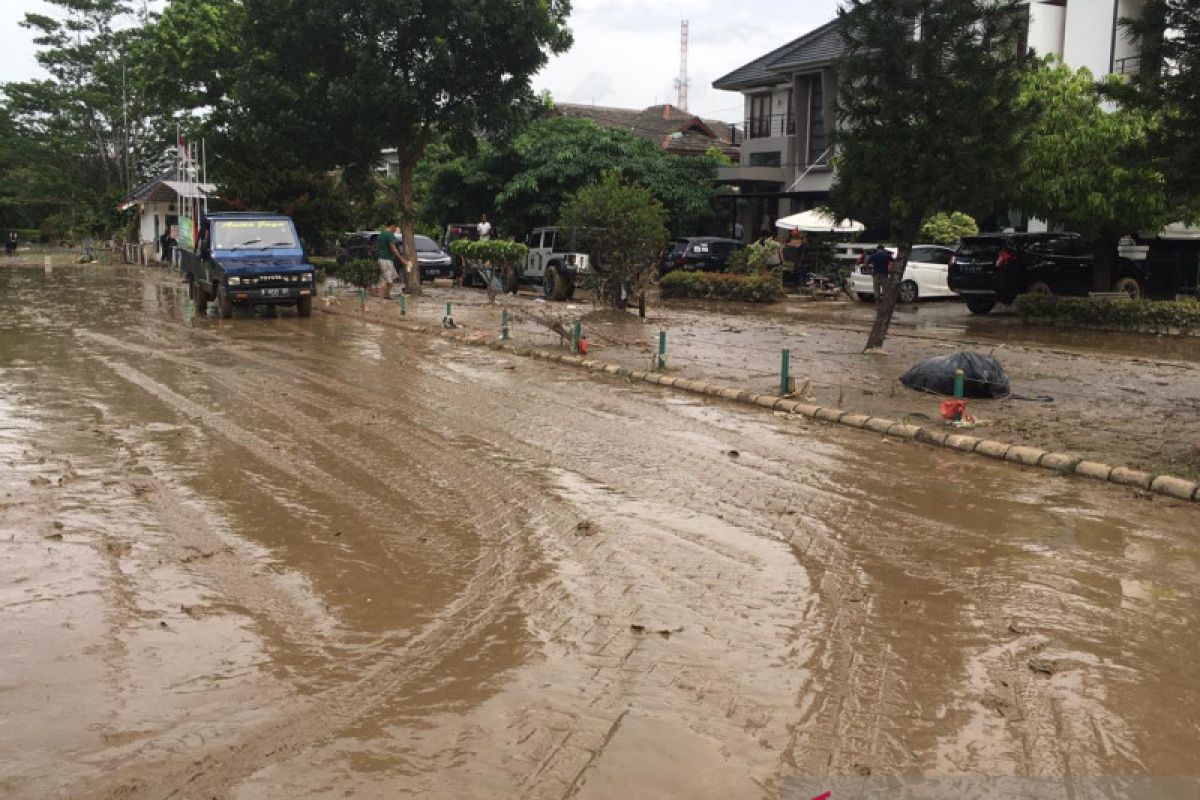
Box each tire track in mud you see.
[73,336,587,798]
[68,291,1200,793]
[397,340,1168,789]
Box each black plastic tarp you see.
[899,352,1011,399]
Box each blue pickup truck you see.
[182,212,317,319]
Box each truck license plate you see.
[264,288,285,296]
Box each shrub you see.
[340,257,382,289]
[746,239,783,274]
[725,246,751,274]
[659,270,785,303]
[1014,293,1200,335]
[920,212,978,245]
[449,239,527,265]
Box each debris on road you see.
[900,352,1011,398]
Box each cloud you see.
[535,0,842,120]
[570,71,615,105]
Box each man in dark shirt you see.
[866,245,894,306]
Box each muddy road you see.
[2,262,1199,799]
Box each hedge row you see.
[659,270,785,303]
[1014,293,1200,335]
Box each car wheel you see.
[899,280,918,304]
[1025,280,1054,296]
[1112,275,1142,300]
[297,295,313,318]
[965,296,996,315]
[547,267,570,301]
[194,283,209,316]
[856,292,873,303]
[543,269,556,299]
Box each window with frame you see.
[749,93,772,138]
[808,76,826,164]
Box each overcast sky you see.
[1,0,842,123]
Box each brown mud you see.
[362,284,1200,482]
[1,261,1198,799]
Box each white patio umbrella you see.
[775,209,865,234]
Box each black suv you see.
[948,232,1147,314]
[661,237,747,276]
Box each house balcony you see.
[745,112,796,140]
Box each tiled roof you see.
[553,103,738,156]
[712,18,844,90]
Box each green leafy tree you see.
[1116,0,1200,219]
[494,116,724,237]
[919,212,978,245]
[558,174,669,307]
[830,0,1030,349]
[2,0,151,237]
[230,0,573,295]
[1015,60,1169,290]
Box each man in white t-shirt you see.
[477,213,493,241]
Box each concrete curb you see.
[323,304,1200,504]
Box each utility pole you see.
[674,20,690,111]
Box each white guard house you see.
[117,174,218,265]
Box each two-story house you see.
[713,1,1147,237]
[711,20,843,238]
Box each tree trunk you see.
[864,240,915,351]
[1091,231,1121,293]
[398,159,420,296]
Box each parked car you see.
[523,227,593,301]
[397,235,454,281]
[948,232,1148,314]
[335,231,453,282]
[847,244,957,303]
[659,237,747,278]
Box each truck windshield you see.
[213,220,298,250]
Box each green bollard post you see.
[501,308,510,340]
[399,295,406,315]
[445,302,452,318]
[780,349,791,396]
[358,287,366,308]
[657,330,667,370]
[954,368,965,399]
[572,319,582,353]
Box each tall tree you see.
[1016,60,1170,290]
[830,0,1030,350]
[2,0,149,236]
[422,115,726,237]
[558,173,669,307]
[1116,0,1200,220]
[233,0,573,294]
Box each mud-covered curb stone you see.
[1109,466,1155,490]
[1151,475,1200,501]
[1006,445,1048,467]
[323,305,1199,503]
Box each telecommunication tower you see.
[675,20,691,111]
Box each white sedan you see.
[847,244,957,303]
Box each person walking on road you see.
[376,222,402,299]
[866,244,895,306]
[477,213,493,242]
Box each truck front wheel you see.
[217,286,233,319]
[546,266,570,301]
[194,283,209,317]
[297,295,313,318]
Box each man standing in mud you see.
[866,244,894,306]
[376,221,402,298]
